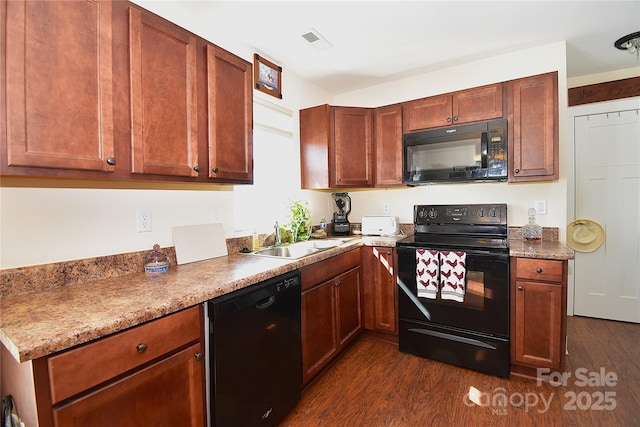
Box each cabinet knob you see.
[536,267,543,273]
[136,343,147,353]
[195,352,203,361]
[514,168,520,174]
[517,286,524,291]
[193,165,200,172]
[212,167,219,173]
[334,280,341,287]
[106,157,116,166]
[447,117,452,122]
[453,116,458,121]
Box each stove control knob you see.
[477,208,486,218]
[428,208,438,219]
[489,208,499,218]
[417,208,427,219]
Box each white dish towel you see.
[439,251,467,303]
[416,249,439,299]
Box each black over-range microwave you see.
[403,119,507,185]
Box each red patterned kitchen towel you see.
[439,251,467,302]
[416,249,439,299]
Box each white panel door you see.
[574,107,640,323]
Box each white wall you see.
[334,42,570,237]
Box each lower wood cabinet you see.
[510,257,567,377]
[362,246,398,337]
[26,306,206,427]
[300,249,363,385]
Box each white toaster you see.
[361,216,400,236]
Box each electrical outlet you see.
[383,202,390,214]
[137,209,152,232]
[535,200,547,215]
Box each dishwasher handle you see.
[255,295,276,310]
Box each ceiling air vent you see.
[301,28,333,50]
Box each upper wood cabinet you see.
[403,83,503,132]
[374,105,403,187]
[300,105,373,189]
[128,7,199,177]
[1,0,253,185]
[206,45,253,183]
[507,72,559,182]
[2,0,116,173]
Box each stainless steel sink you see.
[250,238,353,259]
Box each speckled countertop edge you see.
[508,239,574,260]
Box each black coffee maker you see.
[331,192,351,236]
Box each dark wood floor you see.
[281,316,639,427]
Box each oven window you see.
[464,271,486,311]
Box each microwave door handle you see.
[481,132,488,169]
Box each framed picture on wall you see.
[254,54,282,99]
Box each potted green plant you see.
[285,199,312,243]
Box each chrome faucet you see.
[274,221,281,246]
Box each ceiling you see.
[139,1,640,94]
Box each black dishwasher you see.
[208,270,302,427]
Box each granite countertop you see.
[509,239,574,260]
[1,236,404,363]
[1,232,569,364]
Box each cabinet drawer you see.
[301,249,361,291]
[47,306,201,404]
[515,258,563,283]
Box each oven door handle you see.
[397,246,508,259]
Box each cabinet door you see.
[129,7,199,177]
[300,105,331,189]
[332,107,373,187]
[3,0,115,172]
[403,94,452,132]
[453,83,503,124]
[372,248,397,334]
[53,343,205,427]
[512,280,563,369]
[335,267,363,348]
[206,45,253,182]
[374,105,403,187]
[301,280,337,385]
[508,72,558,181]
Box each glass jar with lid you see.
[522,208,543,242]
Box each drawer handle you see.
[517,286,524,291]
[536,267,543,273]
[136,343,148,353]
